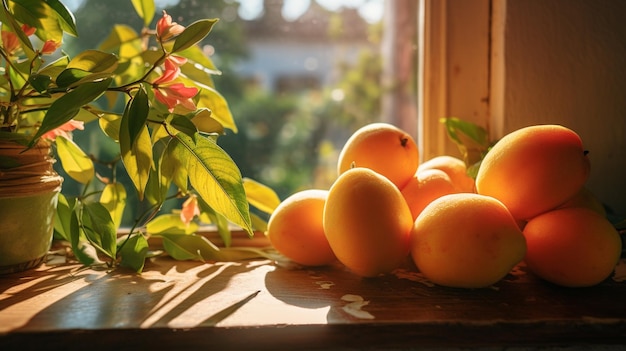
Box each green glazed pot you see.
[0,137,62,274]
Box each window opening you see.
[61,0,416,227]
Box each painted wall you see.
[496,0,626,216]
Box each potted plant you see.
[0,0,275,274]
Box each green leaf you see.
[179,47,220,88]
[146,213,198,235]
[82,201,118,259]
[30,78,112,144]
[44,0,78,36]
[100,183,127,230]
[176,132,253,235]
[127,84,150,146]
[55,68,90,88]
[160,138,188,192]
[53,193,72,241]
[98,113,122,141]
[69,203,102,266]
[54,50,118,87]
[243,178,280,215]
[190,108,224,135]
[120,102,153,200]
[144,167,168,206]
[131,0,155,27]
[55,135,94,184]
[172,18,218,53]
[441,117,489,147]
[119,233,149,273]
[73,239,103,267]
[441,117,491,169]
[178,44,220,75]
[36,54,70,78]
[196,86,237,133]
[29,74,52,93]
[10,0,64,42]
[55,70,114,89]
[159,232,221,261]
[67,50,119,73]
[159,232,267,261]
[169,114,198,138]
[197,198,232,247]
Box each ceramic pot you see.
[0,137,63,274]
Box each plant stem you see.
[116,191,180,256]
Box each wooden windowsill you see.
[1,235,626,350]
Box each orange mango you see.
[323,168,413,277]
[476,125,590,221]
[337,123,419,189]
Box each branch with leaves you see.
[0,0,279,272]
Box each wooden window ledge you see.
[1,236,626,350]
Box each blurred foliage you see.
[66,0,383,214]
[333,49,383,131]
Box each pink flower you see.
[1,30,20,55]
[153,56,186,84]
[180,195,200,225]
[41,120,85,141]
[40,40,60,55]
[167,55,187,66]
[154,83,198,112]
[156,11,185,42]
[1,25,37,55]
[21,24,36,37]
[152,53,196,112]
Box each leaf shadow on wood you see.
[2,256,266,331]
[0,263,99,313]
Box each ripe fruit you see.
[337,123,419,189]
[323,167,413,277]
[267,189,336,266]
[401,169,457,221]
[476,125,590,221]
[411,193,527,288]
[523,207,621,287]
[556,186,606,216]
[418,155,475,193]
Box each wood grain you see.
[1,252,625,350]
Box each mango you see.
[476,125,590,221]
[411,193,527,288]
[323,167,413,277]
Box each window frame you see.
[417,0,491,162]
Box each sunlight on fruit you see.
[323,167,413,277]
[410,193,527,288]
[476,125,590,221]
[267,189,336,266]
[264,120,622,290]
[337,122,419,189]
